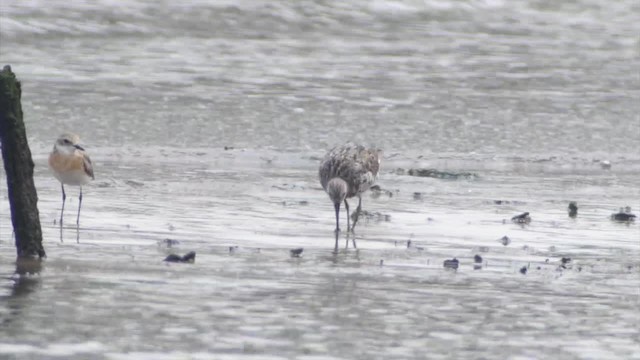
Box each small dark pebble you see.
[290,248,304,257]
[224,146,234,150]
[369,185,393,198]
[474,255,483,263]
[181,251,196,263]
[164,254,182,262]
[611,212,636,222]
[229,246,238,253]
[164,251,196,263]
[413,192,423,200]
[537,266,541,270]
[124,180,144,188]
[500,235,511,246]
[511,212,531,224]
[443,258,459,270]
[568,202,578,218]
[520,266,527,275]
[407,240,412,248]
[558,257,572,270]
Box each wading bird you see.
[49,133,94,242]
[319,143,381,236]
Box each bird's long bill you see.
[74,144,85,151]
[334,202,341,232]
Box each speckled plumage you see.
[319,143,381,235]
[319,143,380,197]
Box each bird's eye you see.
[63,139,71,144]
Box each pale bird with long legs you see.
[49,133,94,242]
[319,143,381,239]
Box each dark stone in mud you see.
[474,254,483,263]
[511,212,531,224]
[500,236,511,246]
[407,168,478,180]
[611,208,636,222]
[164,251,196,263]
[224,146,234,150]
[229,246,238,253]
[557,257,572,270]
[369,185,394,198]
[290,248,303,257]
[443,258,459,270]
[568,202,578,218]
[520,266,527,275]
[164,254,182,262]
[413,192,423,200]
[125,180,144,188]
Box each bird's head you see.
[327,178,348,205]
[55,133,84,153]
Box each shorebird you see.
[319,143,381,235]
[49,133,94,242]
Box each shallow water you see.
[1,0,639,359]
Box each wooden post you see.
[0,65,45,258]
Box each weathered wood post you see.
[0,65,46,259]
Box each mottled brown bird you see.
[319,143,381,233]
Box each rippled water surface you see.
[1,0,639,359]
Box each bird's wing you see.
[83,153,95,180]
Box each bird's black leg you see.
[334,202,341,233]
[76,186,83,243]
[351,195,363,232]
[344,199,350,232]
[60,183,66,242]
